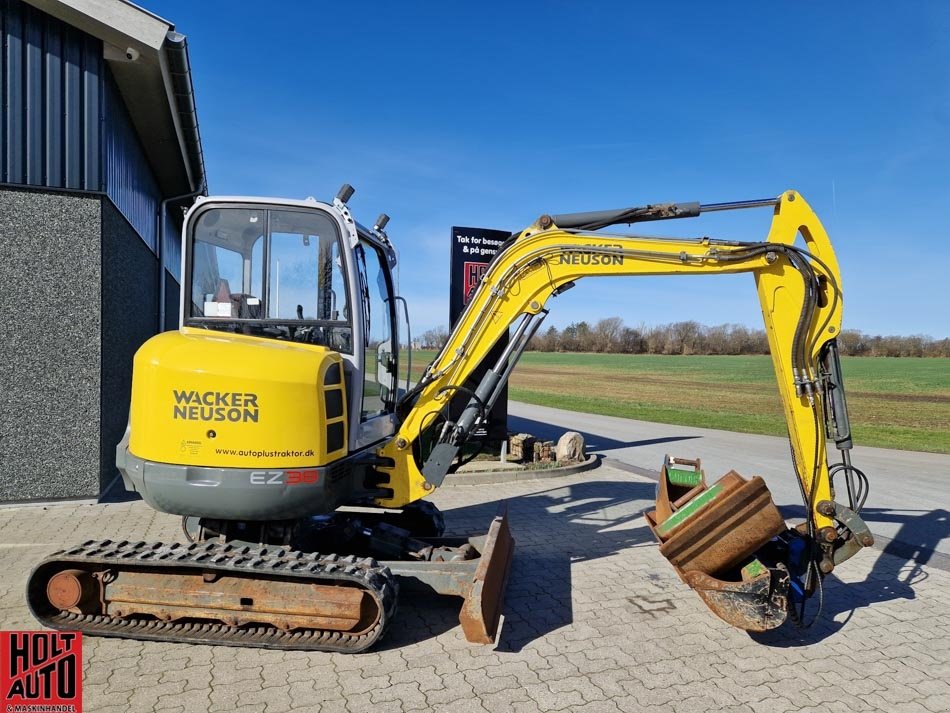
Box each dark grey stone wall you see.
[100,200,160,491]
[0,187,102,501]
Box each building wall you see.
[0,0,102,189]
[99,199,161,490]
[2,1,165,254]
[1,1,194,501]
[162,206,184,281]
[103,71,162,252]
[0,186,102,501]
[0,189,165,501]
[165,270,181,331]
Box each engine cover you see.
[126,327,348,470]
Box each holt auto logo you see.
[1,631,82,712]
[463,262,488,305]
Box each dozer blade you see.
[459,507,515,644]
[646,456,790,631]
[384,505,515,645]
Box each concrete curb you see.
[440,454,601,487]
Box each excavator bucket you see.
[683,568,789,632]
[645,457,790,631]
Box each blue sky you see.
[152,1,950,337]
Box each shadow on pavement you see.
[385,495,949,651]
[508,414,700,453]
[752,506,949,647]
[380,479,657,653]
[99,476,142,504]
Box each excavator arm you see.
[375,190,872,630]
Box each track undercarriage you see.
[27,502,513,652]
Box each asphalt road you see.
[508,400,950,565]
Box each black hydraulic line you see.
[797,403,826,627]
[785,249,819,393]
[450,313,547,471]
[720,241,838,395]
[829,454,869,514]
[452,313,538,441]
[785,245,843,375]
[708,243,813,391]
[714,239,832,627]
[841,452,857,512]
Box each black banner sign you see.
[449,227,512,441]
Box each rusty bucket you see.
[645,457,790,631]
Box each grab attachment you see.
[645,456,791,631]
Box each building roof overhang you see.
[22,0,206,196]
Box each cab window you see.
[188,206,352,352]
[356,240,396,420]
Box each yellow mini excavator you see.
[28,188,872,651]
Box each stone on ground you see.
[556,430,585,463]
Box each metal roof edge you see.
[21,0,207,196]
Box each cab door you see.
[353,238,398,447]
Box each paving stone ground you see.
[1,464,948,712]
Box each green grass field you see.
[402,350,950,454]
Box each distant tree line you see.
[418,319,950,357]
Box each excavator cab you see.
[184,195,401,448]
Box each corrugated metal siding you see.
[1,0,102,189]
[162,207,182,280]
[103,72,159,251]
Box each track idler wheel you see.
[45,569,101,614]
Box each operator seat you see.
[213,278,231,304]
[212,278,262,320]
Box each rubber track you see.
[27,539,398,653]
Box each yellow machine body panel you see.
[128,326,348,468]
